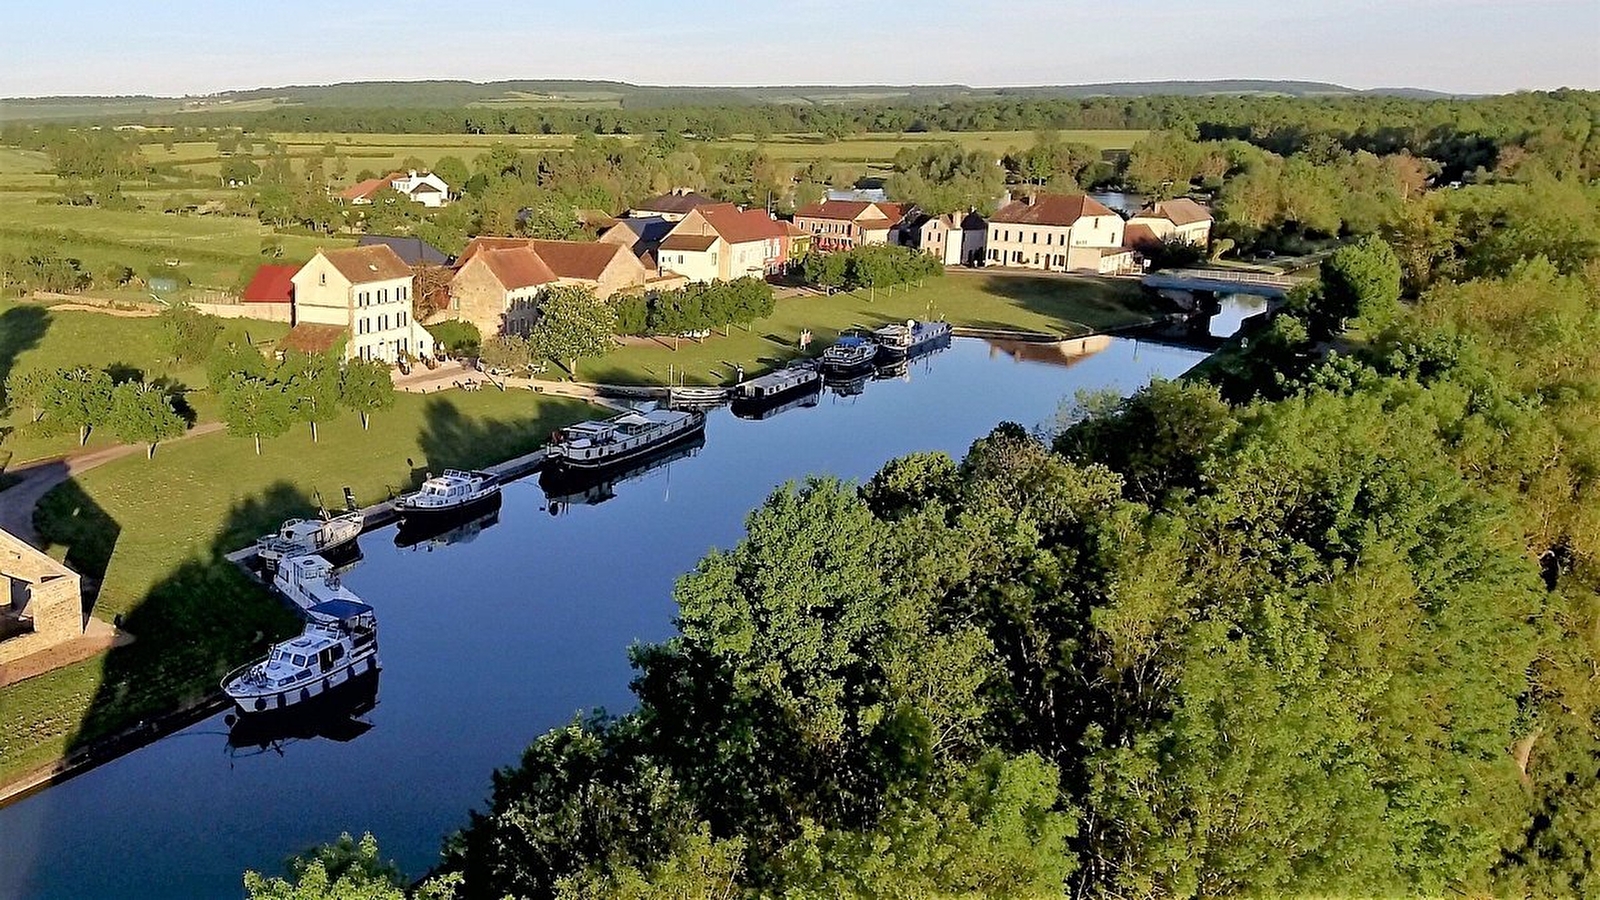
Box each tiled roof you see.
[319,245,413,284]
[659,233,720,252]
[240,264,298,303]
[632,191,719,215]
[698,205,785,244]
[1134,197,1213,226]
[358,234,450,266]
[477,247,557,290]
[794,199,877,221]
[278,323,347,355]
[989,193,1116,226]
[1123,222,1163,250]
[338,177,391,201]
[456,237,536,266]
[526,240,630,281]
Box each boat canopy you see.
[835,335,869,347]
[308,598,374,621]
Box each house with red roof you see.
[290,245,435,363]
[656,203,787,283]
[235,263,299,322]
[338,170,451,208]
[449,246,558,338]
[985,192,1134,274]
[792,200,908,252]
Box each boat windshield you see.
[291,654,307,667]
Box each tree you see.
[3,369,59,423]
[160,303,224,365]
[221,374,292,455]
[478,334,533,373]
[284,352,343,442]
[432,155,470,191]
[337,359,395,430]
[1320,234,1404,330]
[109,381,186,458]
[244,833,460,900]
[54,366,114,446]
[531,285,616,378]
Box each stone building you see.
[0,525,83,666]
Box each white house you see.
[339,170,451,208]
[985,193,1134,275]
[902,211,987,266]
[1125,198,1214,250]
[290,245,435,363]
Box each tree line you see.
[612,277,774,338]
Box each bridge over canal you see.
[1143,267,1304,298]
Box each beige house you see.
[1125,198,1214,250]
[656,204,785,283]
[449,246,558,338]
[986,193,1134,275]
[291,245,435,362]
[793,200,907,252]
[902,211,987,266]
[1,525,83,667]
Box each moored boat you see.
[540,431,706,511]
[731,362,822,418]
[221,598,380,715]
[396,470,500,521]
[272,554,365,618]
[820,334,879,372]
[546,408,706,471]
[255,510,364,569]
[873,320,953,360]
[395,499,503,550]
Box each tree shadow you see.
[17,480,308,788]
[30,475,121,620]
[414,395,599,480]
[967,273,1171,332]
[150,376,198,427]
[0,304,50,387]
[104,363,145,386]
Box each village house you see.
[0,525,84,668]
[985,193,1134,274]
[901,210,988,266]
[236,263,298,323]
[1124,198,1214,250]
[627,189,721,222]
[290,245,435,362]
[656,204,786,283]
[598,216,676,269]
[448,245,556,338]
[357,234,452,266]
[339,170,451,207]
[793,200,908,251]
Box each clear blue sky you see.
[2,0,1595,98]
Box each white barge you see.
[872,320,953,359]
[255,511,364,569]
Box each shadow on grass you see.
[33,480,306,766]
[961,273,1168,331]
[415,395,598,479]
[0,304,50,388]
[30,477,120,622]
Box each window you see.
[991,228,998,241]
[1031,232,1037,244]
[399,286,408,301]
[319,273,326,286]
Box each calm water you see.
[0,335,1208,899]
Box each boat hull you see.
[547,417,706,471]
[226,669,381,747]
[540,432,706,504]
[731,379,823,419]
[395,496,503,548]
[396,486,502,523]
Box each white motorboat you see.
[255,510,364,567]
[820,334,879,371]
[396,469,500,520]
[222,598,380,715]
[872,320,953,358]
[272,554,364,618]
[547,408,706,471]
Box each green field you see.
[580,271,1162,386]
[0,387,600,788]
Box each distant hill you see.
[0,79,1470,122]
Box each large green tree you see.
[531,285,616,378]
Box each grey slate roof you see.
[356,234,451,267]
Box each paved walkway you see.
[0,423,224,548]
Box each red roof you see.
[241,264,298,303]
[338,177,391,201]
[697,205,785,244]
[526,240,631,281]
[278,323,347,355]
[989,193,1116,227]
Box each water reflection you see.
[539,433,706,513]
[985,333,1113,368]
[224,670,381,761]
[394,500,504,550]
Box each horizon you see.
[1,0,1596,99]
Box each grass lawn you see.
[0,388,601,788]
[0,299,291,464]
[579,271,1163,386]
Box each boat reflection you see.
[539,433,706,513]
[731,383,822,420]
[824,371,870,397]
[224,669,380,759]
[394,497,503,550]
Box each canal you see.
[0,330,1220,899]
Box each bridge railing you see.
[1154,268,1299,286]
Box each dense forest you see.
[235,95,1600,898]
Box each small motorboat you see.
[222,598,380,715]
[255,510,364,569]
[820,334,879,372]
[272,554,364,618]
[547,408,706,471]
[395,497,503,550]
[396,469,500,521]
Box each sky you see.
[1,0,1596,98]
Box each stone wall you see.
[190,301,293,323]
[0,527,83,665]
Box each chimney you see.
[1001,190,1013,206]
